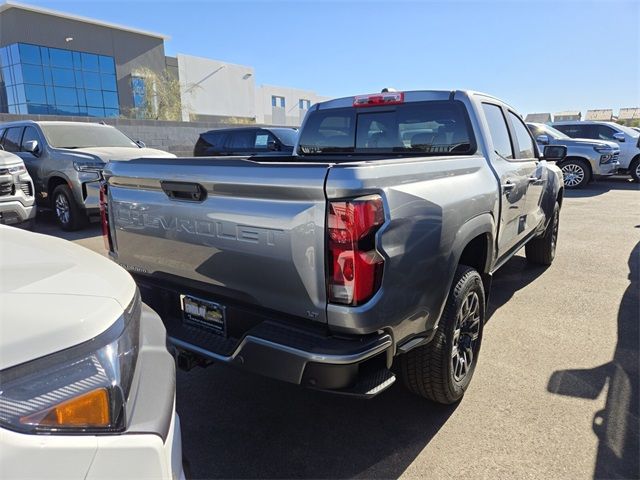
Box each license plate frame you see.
[180,294,226,336]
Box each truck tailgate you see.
[105,158,330,323]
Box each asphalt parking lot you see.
[34,178,639,479]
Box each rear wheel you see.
[560,159,590,189]
[398,266,485,404]
[52,184,85,231]
[630,156,640,183]
[526,202,560,266]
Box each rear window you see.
[297,101,475,156]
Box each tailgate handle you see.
[161,181,207,202]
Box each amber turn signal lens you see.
[20,388,110,428]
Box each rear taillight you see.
[353,92,404,107]
[327,195,385,306]
[99,183,113,253]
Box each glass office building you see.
[0,43,120,117]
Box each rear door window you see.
[226,130,256,151]
[554,124,592,139]
[3,127,24,152]
[508,112,536,158]
[482,103,514,159]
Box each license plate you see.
[180,294,226,336]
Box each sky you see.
[15,0,640,115]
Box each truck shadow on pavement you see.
[485,254,547,321]
[547,242,639,479]
[177,367,457,479]
[564,177,638,199]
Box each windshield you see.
[40,124,139,149]
[297,101,475,156]
[272,128,298,146]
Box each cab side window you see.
[594,125,618,141]
[482,103,514,159]
[508,112,536,158]
[3,127,24,153]
[21,126,41,152]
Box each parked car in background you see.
[194,127,298,156]
[0,226,184,480]
[0,121,176,231]
[0,148,36,227]
[104,89,566,405]
[552,121,640,182]
[527,122,620,189]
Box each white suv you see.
[0,227,184,480]
[0,149,36,227]
[553,121,640,182]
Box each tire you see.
[52,184,85,231]
[630,156,640,183]
[398,265,485,404]
[559,159,590,189]
[526,201,560,266]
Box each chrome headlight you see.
[7,165,26,174]
[0,292,141,434]
[593,145,613,154]
[73,161,105,172]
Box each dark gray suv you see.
[0,120,174,230]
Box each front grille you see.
[19,181,33,197]
[0,182,14,197]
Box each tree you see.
[129,68,184,121]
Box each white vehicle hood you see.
[563,138,619,150]
[0,150,24,168]
[61,146,176,162]
[0,226,137,370]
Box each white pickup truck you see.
[0,226,184,480]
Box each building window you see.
[272,95,285,108]
[131,75,146,110]
[299,99,311,110]
[0,42,119,117]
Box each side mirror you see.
[536,134,550,145]
[543,145,567,162]
[136,140,146,148]
[612,132,625,142]
[23,140,39,156]
[267,140,279,151]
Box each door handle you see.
[501,181,515,192]
[528,176,539,183]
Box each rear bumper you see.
[171,324,392,390]
[134,275,395,396]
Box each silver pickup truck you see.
[103,90,566,404]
